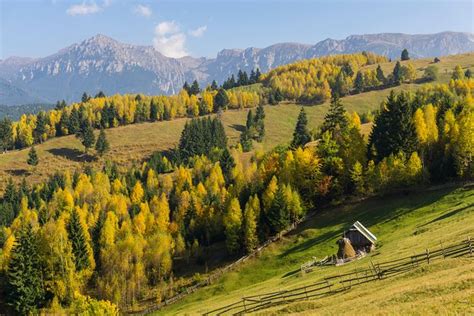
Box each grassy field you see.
[0,53,473,192]
[159,184,474,315]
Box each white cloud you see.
[153,21,188,58]
[189,25,207,38]
[66,1,101,16]
[133,4,152,17]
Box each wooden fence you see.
[203,236,473,315]
[131,218,308,315]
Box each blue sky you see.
[1,0,473,59]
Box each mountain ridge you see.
[1,31,474,105]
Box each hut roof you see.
[347,221,377,244]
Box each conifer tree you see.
[465,69,472,78]
[76,120,95,153]
[182,81,190,94]
[246,109,255,130]
[401,49,410,61]
[368,91,418,161]
[291,108,311,148]
[392,61,403,85]
[81,92,90,103]
[243,196,258,253]
[0,117,14,152]
[254,103,265,142]
[27,146,39,167]
[320,94,349,136]
[33,111,48,143]
[67,209,91,271]
[354,71,365,93]
[7,224,45,314]
[210,80,218,90]
[240,129,253,152]
[224,198,242,254]
[95,129,110,157]
[219,148,236,184]
[214,88,229,112]
[189,80,201,95]
[267,185,290,233]
[376,65,386,84]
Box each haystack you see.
[336,238,356,259]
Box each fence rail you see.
[203,236,473,315]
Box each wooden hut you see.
[343,221,377,253]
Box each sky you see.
[1,0,473,60]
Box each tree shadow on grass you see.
[229,124,246,133]
[279,186,459,263]
[6,169,28,177]
[47,148,95,162]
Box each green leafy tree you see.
[423,65,439,81]
[95,129,110,157]
[7,224,45,314]
[291,107,311,148]
[67,209,91,271]
[27,146,39,167]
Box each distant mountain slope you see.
[1,31,473,105]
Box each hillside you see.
[159,184,474,315]
[0,52,472,193]
[1,32,473,105]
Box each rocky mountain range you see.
[1,31,473,106]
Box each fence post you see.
[305,285,309,299]
[426,249,430,264]
[440,241,446,259]
[243,298,247,313]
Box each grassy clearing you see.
[158,185,474,315]
[1,53,473,192]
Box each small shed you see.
[343,221,377,253]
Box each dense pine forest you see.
[0,52,472,314]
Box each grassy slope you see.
[160,185,474,315]
[1,53,473,192]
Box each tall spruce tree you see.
[95,129,110,157]
[76,120,95,153]
[7,224,45,314]
[376,65,386,84]
[368,91,418,161]
[33,111,48,143]
[240,129,253,152]
[320,94,349,136]
[354,71,365,93]
[67,209,90,271]
[189,80,201,95]
[291,107,311,148]
[0,117,13,152]
[214,88,229,112]
[254,103,265,142]
[267,185,290,233]
[219,148,236,184]
[392,61,403,85]
[401,49,410,61]
[210,80,218,90]
[27,146,39,167]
